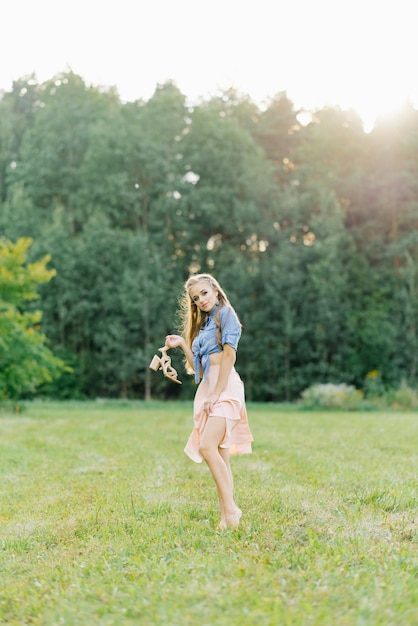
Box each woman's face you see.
[189,280,219,314]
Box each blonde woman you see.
[165,273,253,529]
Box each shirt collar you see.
[207,302,219,319]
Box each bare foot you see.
[218,507,242,530]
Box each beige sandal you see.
[149,346,182,384]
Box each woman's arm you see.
[213,344,236,397]
[203,344,236,414]
[165,334,194,370]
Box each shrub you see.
[386,379,418,410]
[299,382,364,410]
[364,369,386,399]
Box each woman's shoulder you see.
[219,304,233,318]
[219,304,241,326]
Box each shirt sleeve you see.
[220,306,241,351]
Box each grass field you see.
[0,401,416,625]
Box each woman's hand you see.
[165,334,184,349]
[165,334,195,371]
[202,392,220,415]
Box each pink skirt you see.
[184,365,253,463]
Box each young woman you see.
[165,273,253,529]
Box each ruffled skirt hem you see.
[184,365,253,463]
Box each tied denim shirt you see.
[192,304,241,383]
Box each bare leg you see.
[219,447,242,528]
[199,417,241,529]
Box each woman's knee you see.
[198,439,212,459]
[199,417,226,459]
[199,436,221,460]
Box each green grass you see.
[0,401,417,625]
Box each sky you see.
[2,0,417,131]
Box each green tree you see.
[255,91,301,186]
[0,74,40,203]
[237,182,353,401]
[3,68,418,401]
[177,99,277,274]
[0,237,66,400]
[345,103,418,387]
[4,71,118,237]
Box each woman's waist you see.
[208,352,223,365]
[194,349,223,367]
[207,358,238,377]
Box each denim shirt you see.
[192,304,241,383]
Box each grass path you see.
[0,401,417,625]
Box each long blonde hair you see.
[178,273,237,352]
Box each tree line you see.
[1,70,417,401]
